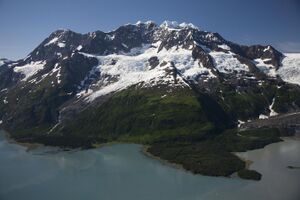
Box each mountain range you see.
[0,21,300,177]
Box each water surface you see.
[0,131,299,200]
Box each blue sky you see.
[1,0,300,60]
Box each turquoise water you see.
[0,131,299,200]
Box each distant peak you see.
[135,20,155,25]
[160,20,199,30]
[51,28,78,37]
[55,28,72,33]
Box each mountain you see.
[1,20,300,178]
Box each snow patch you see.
[106,34,115,40]
[218,44,231,51]
[76,45,83,51]
[263,46,271,52]
[57,43,66,48]
[254,58,277,77]
[259,114,268,119]
[237,120,245,128]
[122,43,128,48]
[44,37,59,46]
[56,52,62,57]
[3,97,8,104]
[0,88,7,92]
[13,61,46,81]
[205,33,219,42]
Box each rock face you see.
[0,20,300,143]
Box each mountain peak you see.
[135,20,156,26]
[160,20,199,30]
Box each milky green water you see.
[0,131,299,200]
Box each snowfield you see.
[209,51,249,74]
[278,53,300,85]
[78,43,216,101]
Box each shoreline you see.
[141,146,257,179]
[1,130,43,151]
[141,145,186,172]
[2,129,299,179]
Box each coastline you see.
[142,145,256,178]
[141,145,186,172]
[2,128,299,180]
[1,130,43,151]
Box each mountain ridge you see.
[0,20,299,142]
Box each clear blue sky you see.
[1,0,300,60]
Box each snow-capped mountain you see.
[0,21,300,145]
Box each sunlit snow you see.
[13,61,46,81]
[269,98,278,117]
[78,43,215,101]
[254,58,277,77]
[209,51,249,74]
[278,53,300,85]
[44,37,59,46]
[57,43,66,48]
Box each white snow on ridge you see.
[205,33,220,42]
[135,20,154,26]
[278,53,300,85]
[44,37,66,48]
[160,21,199,31]
[0,60,4,66]
[209,51,249,74]
[79,43,215,101]
[254,58,277,77]
[44,37,59,46]
[263,46,271,52]
[13,61,46,81]
[218,44,231,51]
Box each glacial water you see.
[0,131,299,200]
